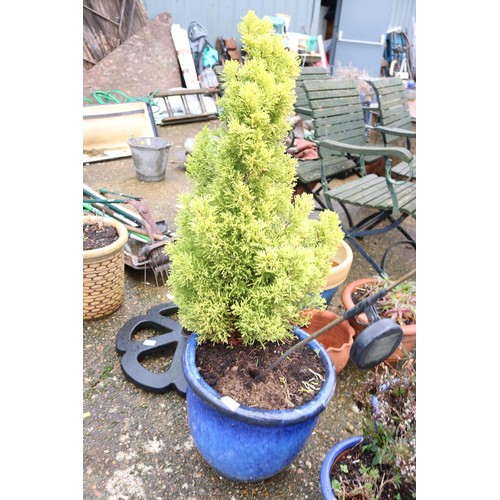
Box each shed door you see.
[329,0,393,77]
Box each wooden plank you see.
[327,175,416,218]
[384,117,413,131]
[309,96,361,110]
[306,88,359,101]
[314,109,364,127]
[157,91,219,124]
[310,105,364,120]
[304,79,358,92]
[160,113,217,124]
[314,118,366,142]
[378,94,409,110]
[365,77,402,90]
[381,107,411,121]
[306,77,368,150]
[343,180,390,206]
[392,161,416,179]
[381,107,411,123]
[296,156,355,183]
[368,78,412,127]
[297,67,329,79]
[378,88,407,104]
[397,188,416,207]
[171,23,200,90]
[327,174,381,198]
[370,182,414,209]
[366,77,415,148]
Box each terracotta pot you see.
[83,215,129,320]
[302,309,355,374]
[340,278,416,364]
[321,240,353,306]
[341,278,379,336]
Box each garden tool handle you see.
[120,222,167,242]
[124,198,165,243]
[98,188,141,200]
[343,290,387,321]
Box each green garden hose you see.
[83,89,161,113]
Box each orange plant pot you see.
[302,309,355,374]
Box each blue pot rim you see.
[182,326,336,426]
[320,435,364,500]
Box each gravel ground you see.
[82,118,416,499]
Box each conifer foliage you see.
[166,11,344,346]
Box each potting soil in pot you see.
[83,222,119,250]
[196,336,326,410]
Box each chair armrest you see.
[374,125,416,139]
[318,139,414,164]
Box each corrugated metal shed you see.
[142,0,322,49]
[141,1,415,74]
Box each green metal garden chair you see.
[365,77,416,180]
[292,69,357,210]
[294,66,330,117]
[302,78,416,277]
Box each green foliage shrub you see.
[166,11,344,346]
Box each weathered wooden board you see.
[171,24,200,90]
[83,0,149,69]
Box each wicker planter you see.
[83,215,129,320]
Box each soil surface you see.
[83,222,119,250]
[351,287,415,326]
[330,442,416,499]
[197,336,326,410]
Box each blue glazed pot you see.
[320,286,338,306]
[319,435,364,500]
[182,326,337,482]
